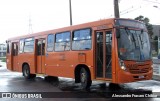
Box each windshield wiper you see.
[131,33,136,48]
[124,27,136,48]
[139,30,144,49]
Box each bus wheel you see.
[23,64,36,79]
[80,68,91,90]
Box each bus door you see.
[36,39,45,74]
[12,42,18,71]
[96,30,112,79]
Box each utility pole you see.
[69,0,72,25]
[114,0,120,18]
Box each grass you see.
[0,57,6,62]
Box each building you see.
[152,25,160,39]
[0,43,7,57]
[150,25,160,56]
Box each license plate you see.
[139,76,144,79]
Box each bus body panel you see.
[116,60,153,83]
[18,53,36,73]
[6,54,12,71]
[13,56,18,71]
[6,18,153,84]
[45,50,94,78]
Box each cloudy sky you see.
[0,0,160,43]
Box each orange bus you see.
[6,18,153,89]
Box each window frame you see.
[19,39,24,53]
[55,31,71,52]
[55,31,71,43]
[23,37,35,53]
[71,28,92,51]
[47,34,54,52]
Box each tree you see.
[154,35,158,40]
[134,15,153,38]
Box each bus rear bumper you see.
[116,69,153,83]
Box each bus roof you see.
[7,18,140,41]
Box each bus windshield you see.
[117,28,151,61]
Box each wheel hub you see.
[81,73,86,82]
[24,68,29,76]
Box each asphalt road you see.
[0,62,160,101]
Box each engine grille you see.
[126,64,150,74]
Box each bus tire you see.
[23,64,36,79]
[80,68,91,89]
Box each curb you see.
[152,75,160,81]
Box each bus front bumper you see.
[116,69,153,83]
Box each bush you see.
[2,58,6,62]
[0,57,6,62]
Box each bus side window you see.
[24,38,34,53]
[47,34,54,52]
[55,32,70,51]
[19,39,24,53]
[72,28,91,50]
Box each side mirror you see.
[116,29,120,38]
